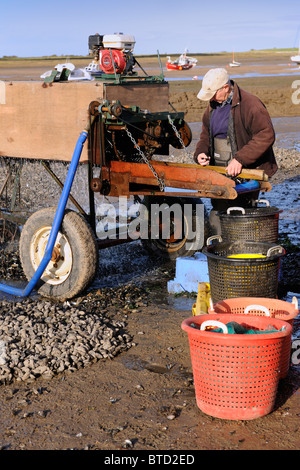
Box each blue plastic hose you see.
[0,129,88,297]
[235,179,260,194]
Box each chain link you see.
[167,115,193,160]
[125,127,165,191]
[125,116,193,192]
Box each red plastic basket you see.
[208,297,299,326]
[181,314,292,420]
[208,297,299,378]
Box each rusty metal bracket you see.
[90,161,239,200]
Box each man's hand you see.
[197,153,210,166]
[226,158,243,176]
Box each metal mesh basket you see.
[202,239,285,303]
[217,200,282,243]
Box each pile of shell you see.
[0,250,25,280]
[0,234,151,386]
[0,298,134,385]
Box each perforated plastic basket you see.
[202,239,285,303]
[208,297,299,325]
[181,314,292,420]
[217,201,282,243]
[208,297,299,378]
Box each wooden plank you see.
[159,162,268,181]
[0,81,104,162]
[0,80,169,163]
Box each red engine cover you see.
[100,49,126,74]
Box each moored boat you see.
[291,41,300,66]
[229,50,241,67]
[166,51,197,70]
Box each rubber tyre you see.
[141,196,209,260]
[19,208,99,301]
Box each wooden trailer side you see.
[0,80,169,163]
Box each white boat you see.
[229,60,241,67]
[291,41,300,65]
[229,50,241,67]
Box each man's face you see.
[210,84,230,103]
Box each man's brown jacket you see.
[194,81,278,177]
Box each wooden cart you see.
[0,76,270,300]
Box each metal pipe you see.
[0,128,89,297]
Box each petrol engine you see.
[88,33,136,75]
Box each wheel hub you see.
[30,226,72,285]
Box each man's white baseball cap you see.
[197,68,230,101]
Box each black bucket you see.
[217,200,282,243]
[202,238,285,303]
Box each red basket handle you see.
[244,305,271,317]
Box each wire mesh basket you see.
[202,238,285,303]
[217,200,282,243]
[181,313,292,420]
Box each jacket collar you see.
[231,80,241,107]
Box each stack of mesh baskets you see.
[181,199,299,420]
[202,200,284,303]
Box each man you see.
[194,68,277,234]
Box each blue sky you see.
[1,0,300,57]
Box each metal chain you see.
[167,115,193,159]
[125,127,165,191]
